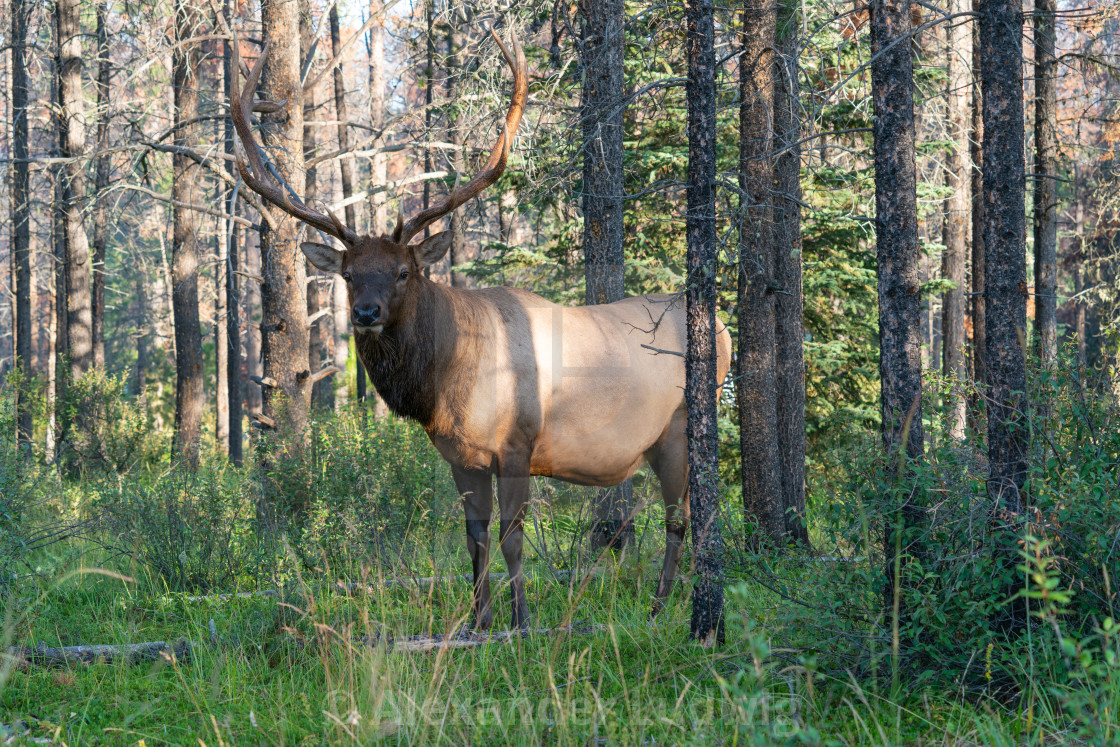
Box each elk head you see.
[229,29,528,336]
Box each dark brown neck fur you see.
[355,278,482,430]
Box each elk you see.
[231,30,732,630]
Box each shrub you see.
[98,464,270,591]
[293,409,460,572]
[0,384,32,589]
[769,353,1119,686]
[58,369,166,477]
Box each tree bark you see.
[246,229,263,417]
[354,0,388,406]
[422,0,435,254]
[92,1,111,370]
[942,0,970,438]
[10,0,33,451]
[445,4,468,289]
[969,1,986,423]
[56,0,92,381]
[214,124,229,451]
[224,0,243,464]
[51,66,68,457]
[685,0,724,647]
[1033,0,1058,365]
[738,0,784,545]
[259,0,311,492]
[870,0,924,619]
[171,0,205,468]
[369,0,387,232]
[134,271,148,400]
[329,5,360,232]
[318,3,359,409]
[773,2,809,544]
[1073,197,1086,368]
[980,0,1029,632]
[579,0,634,552]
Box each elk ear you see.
[301,242,344,275]
[412,231,453,268]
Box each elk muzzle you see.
[352,302,383,333]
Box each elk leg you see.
[496,459,531,630]
[453,466,494,631]
[648,412,690,616]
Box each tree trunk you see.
[980,0,1029,632]
[774,2,809,544]
[259,0,311,496]
[445,4,468,289]
[223,0,243,465]
[970,1,986,394]
[51,78,68,458]
[942,0,970,438]
[369,0,387,232]
[422,0,435,255]
[870,0,924,622]
[1073,198,1086,368]
[226,222,243,463]
[56,0,92,381]
[246,229,263,417]
[134,272,148,400]
[319,3,360,408]
[579,0,634,552]
[1033,0,1058,365]
[355,0,388,407]
[332,276,350,407]
[738,0,784,545]
[685,0,724,647]
[215,157,230,450]
[10,0,33,451]
[171,0,205,468]
[303,0,328,410]
[92,0,110,370]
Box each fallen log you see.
[362,621,601,653]
[7,640,194,668]
[182,590,279,603]
[176,568,605,604]
[338,568,603,595]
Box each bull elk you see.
[230,30,732,630]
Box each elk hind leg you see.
[496,454,532,630]
[647,411,690,616]
[453,466,494,630]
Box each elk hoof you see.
[510,608,531,631]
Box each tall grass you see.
[1,359,1118,744]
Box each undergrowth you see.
[0,356,1117,744]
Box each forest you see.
[0,0,1118,742]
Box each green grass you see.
[2,408,1117,745]
[3,529,1110,745]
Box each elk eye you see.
[342,271,352,282]
[398,269,409,281]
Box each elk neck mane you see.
[355,277,485,432]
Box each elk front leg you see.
[496,458,531,630]
[453,466,494,631]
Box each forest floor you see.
[1,413,1114,744]
[1,538,1104,745]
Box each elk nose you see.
[353,303,381,327]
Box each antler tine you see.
[228,32,359,246]
[396,27,528,246]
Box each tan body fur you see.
[230,29,733,630]
[354,273,731,629]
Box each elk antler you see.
[229,34,358,246]
[393,28,528,246]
